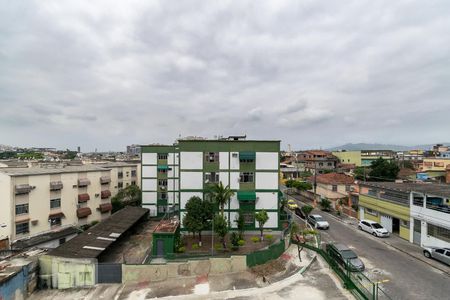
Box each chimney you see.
[446,164,450,184]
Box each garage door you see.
[380,215,393,233]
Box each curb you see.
[382,241,450,276]
[299,254,317,274]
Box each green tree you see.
[111,185,142,213]
[320,198,331,212]
[285,179,296,188]
[206,182,234,217]
[293,181,312,191]
[255,210,269,241]
[234,211,245,239]
[182,196,213,244]
[213,214,229,249]
[301,205,314,225]
[369,158,400,181]
[353,167,367,181]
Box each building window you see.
[159,192,168,200]
[427,223,450,243]
[16,222,29,235]
[118,182,123,189]
[345,185,350,192]
[242,213,254,225]
[332,185,338,192]
[158,153,168,160]
[205,152,219,163]
[400,220,409,227]
[50,198,61,209]
[413,195,424,207]
[366,208,378,216]
[205,172,219,183]
[126,183,129,187]
[239,172,254,183]
[131,181,136,185]
[50,217,62,227]
[131,170,137,177]
[327,162,333,166]
[15,204,29,215]
[118,171,123,179]
[158,179,168,187]
[158,168,167,174]
[318,163,323,166]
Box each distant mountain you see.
[327,143,450,152]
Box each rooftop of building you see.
[309,173,355,185]
[92,161,138,168]
[47,206,149,259]
[11,227,79,250]
[360,181,450,198]
[0,165,111,176]
[154,218,180,234]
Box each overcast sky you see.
[1,1,450,151]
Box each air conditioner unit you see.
[95,193,100,197]
[160,186,166,190]
[232,153,238,157]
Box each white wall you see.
[230,172,240,189]
[180,172,203,190]
[229,194,239,209]
[142,179,157,191]
[256,152,278,170]
[255,172,278,190]
[143,204,157,217]
[167,179,179,191]
[258,211,278,228]
[229,211,239,228]
[142,192,157,204]
[142,153,157,165]
[180,152,203,170]
[255,192,278,210]
[0,173,12,241]
[230,152,239,170]
[219,172,229,187]
[180,192,203,209]
[142,166,157,178]
[168,166,179,178]
[219,152,229,169]
[168,153,179,165]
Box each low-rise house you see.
[298,150,339,174]
[308,173,356,210]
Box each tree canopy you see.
[255,210,269,240]
[368,158,400,181]
[111,185,142,212]
[285,180,312,191]
[182,196,213,242]
[213,214,229,249]
[206,182,234,217]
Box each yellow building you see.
[421,158,450,172]
[358,182,410,241]
[332,151,362,167]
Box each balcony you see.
[101,190,111,199]
[77,207,92,218]
[15,184,32,195]
[78,178,91,187]
[50,181,63,191]
[426,199,450,214]
[78,193,90,203]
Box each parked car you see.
[294,207,305,219]
[287,199,298,210]
[358,220,390,237]
[326,243,365,272]
[423,247,450,266]
[308,214,329,229]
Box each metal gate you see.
[380,215,393,233]
[96,263,122,283]
[413,219,421,245]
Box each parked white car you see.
[308,214,330,230]
[358,220,390,237]
[423,246,450,266]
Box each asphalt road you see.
[287,193,450,300]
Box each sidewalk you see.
[287,191,450,276]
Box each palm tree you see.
[206,182,234,217]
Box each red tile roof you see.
[310,173,355,185]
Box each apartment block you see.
[94,162,140,192]
[141,138,281,231]
[0,165,113,249]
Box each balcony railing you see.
[426,201,450,214]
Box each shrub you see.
[265,234,274,242]
[230,232,240,247]
[251,236,260,243]
[192,243,199,250]
[238,239,245,246]
[178,246,186,253]
[337,210,341,216]
[302,229,317,235]
[214,243,222,251]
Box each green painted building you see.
[141,137,281,231]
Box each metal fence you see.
[246,240,285,267]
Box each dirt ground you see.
[99,220,159,264]
[181,233,281,256]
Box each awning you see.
[239,152,256,160]
[77,207,92,218]
[48,212,65,219]
[50,181,63,190]
[101,190,111,199]
[98,203,113,213]
[157,165,169,170]
[15,184,32,195]
[15,218,30,224]
[100,176,111,184]
[237,191,257,201]
[78,193,90,202]
[78,178,91,187]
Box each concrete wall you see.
[122,256,246,283]
[0,173,12,243]
[0,255,39,300]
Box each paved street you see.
[288,193,450,300]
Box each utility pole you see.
[313,161,317,205]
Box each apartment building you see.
[93,162,140,192]
[141,138,281,231]
[0,165,113,249]
[298,150,338,174]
